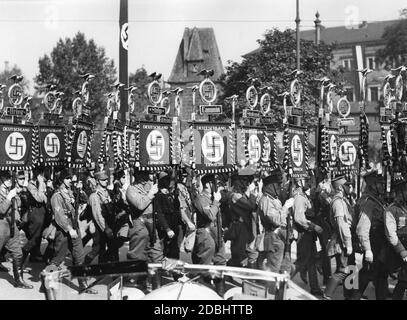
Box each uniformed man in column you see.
[384,177,407,299]
[85,170,116,263]
[0,170,33,289]
[192,173,226,295]
[351,170,389,300]
[256,168,295,273]
[323,175,355,300]
[48,169,97,294]
[291,177,324,296]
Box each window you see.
[343,59,352,71]
[367,57,376,70]
[370,87,379,102]
[345,87,354,102]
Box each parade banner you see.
[112,125,126,169]
[381,122,394,166]
[66,120,94,168]
[337,133,359,175]
[98,125,114,166]
[38,125,65,166]
[261,129,278,170]
[189,122,235,174]
[282,125,309,179]
[136,121,172,171]
[321,127,339,173]
[125,125,137,166]
[236,126,265,168]
[0,123,36,170]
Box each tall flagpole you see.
[119,0,129,124]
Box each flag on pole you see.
[119,0,129,123]
[352,45,366,101]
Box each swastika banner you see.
[66,120,93,168]
[38,126,65,166]
[0,123,34,170]
[262,129,278,169]
[125,125,137,166]
[98,125,114,166]
[337,133,359,175]
[236,126,265,168]
[136,121,172,171]
[285,125,309,179]
[321,127,339,172]
[190,122,235,174]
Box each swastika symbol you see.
[339,141,356,166]
[76,130,88,159]
[5,132,27,161]
[202,131,224,163]
[290,135,303,167]
[129,133,136,157]
[262,136,271,162]
[44,133,60,157]
[146,130,165,161]
[329,135,338,161]
[248,135,261,162]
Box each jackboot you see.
[12,260,33,289]
[323,275,342,299]
[0,262,9,272]
[20,248,30,277]
[214,277,225,298]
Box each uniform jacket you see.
[355,192,386,253]
[89,185,112,231]
[257,192,287,231]
[126,182,154,220]
[193,190,220,228]
[50,186,77,233]
[229,192,257,243]
[154,191,182,237]
[385,202,407,259]
[327,191,353,256]
[292,188,317,233]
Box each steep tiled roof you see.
[168,27,224,84]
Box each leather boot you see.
[323,275,342,299]
[12,259,33,289]
[214,277,225,298]
[0,262,9,272]
[20,248,30,277]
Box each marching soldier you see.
[323,176,355,300]
[85,170,117,263]
[224,167,258,269]
[155,172,182,259]
[84,162,97,196]
[193,173,226,296]
[351,171,389,300]
[0,170,33,289]
[256,168,295,273]
[126,170,162,263]
[47,169,97,294]
[384,177,407,299]
[21,168,48,265]
[291,177,324,296]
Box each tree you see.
[34,32,117,124]
[218,28,340,129]
[376,11,407,67]
[129,67,150,115]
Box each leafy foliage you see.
[218,28,340,129]
[34,32,117,125]
[129,67,150,114]
[376,17,407,68]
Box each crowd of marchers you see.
[0,163,406,300]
